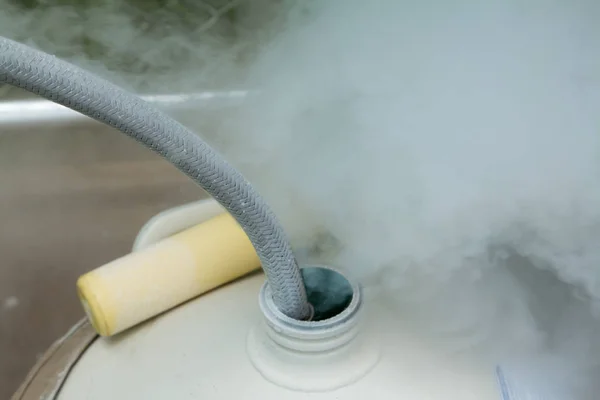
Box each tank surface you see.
[56,271,500,400]
[50,201,500,400]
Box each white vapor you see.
[219,1,600,397]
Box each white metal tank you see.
[13,200,502,400]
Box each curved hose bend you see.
[0,37,311,320]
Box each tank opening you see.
[301,266,354,321]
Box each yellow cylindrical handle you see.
[77,213,261,336]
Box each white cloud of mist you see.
[2,0,600,397]
[219,0,600,397]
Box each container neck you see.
[263,314,362,353]
[247,266,380,392]
[257,265,364,354]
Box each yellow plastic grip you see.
[77,213,261,336]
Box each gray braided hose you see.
[0,36,312,321]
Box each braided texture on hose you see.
[0,37,311,320]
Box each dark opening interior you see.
[301,266,354,321]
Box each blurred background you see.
[0,0,289,397]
